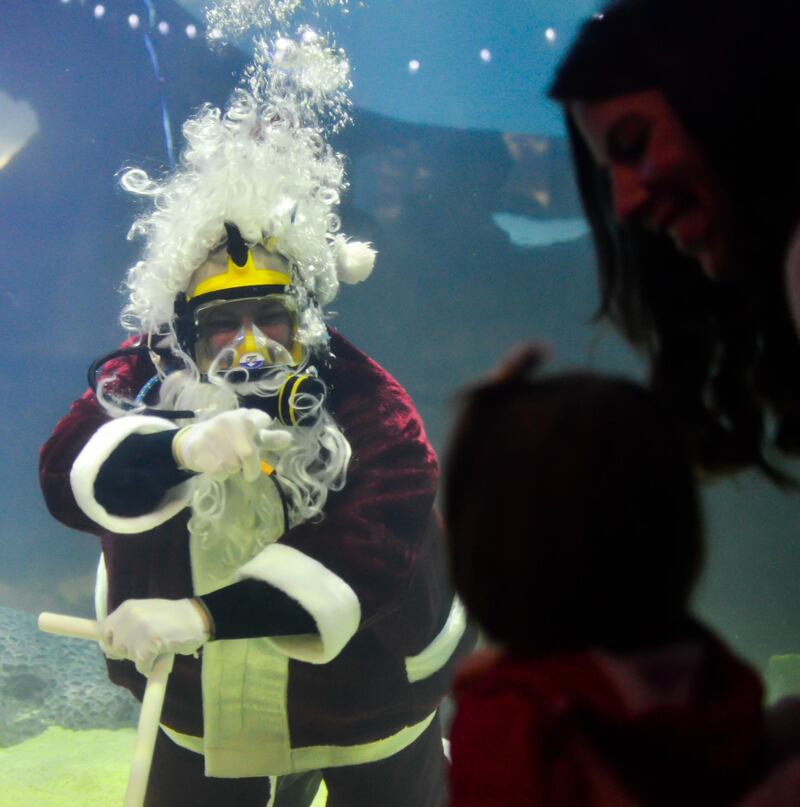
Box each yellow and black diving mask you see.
[179,223,306,376]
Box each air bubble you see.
[318,188,339,205]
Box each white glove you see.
[172,408,292,483]
[99,598,210,676]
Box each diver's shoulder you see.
[326,328,404,388]
[324,328,422,415]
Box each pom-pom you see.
[333,235,376,284]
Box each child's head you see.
[444,347,704,654]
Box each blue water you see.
[1,2,799,765]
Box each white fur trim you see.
[70,416,191,534]
[333,235,376,284]
[405,596,467,683]
[163,710,437,776]
[236,542,361,664]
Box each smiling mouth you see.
[672,216,713,252]
[649,196,697,232]
[647,200,713,252]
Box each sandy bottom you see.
[0,726,327,806]
[0,726,136,806]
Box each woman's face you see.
[571,90,732,281]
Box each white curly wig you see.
[92,31,372,538]
[119,32,375,350]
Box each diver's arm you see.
[93,409,290,517]
[97,572,318,675]
[99,583,318,675]
[96,430,318,639]
[68,414,193,533]
[40,350,155,535]
[198,579,317,639]
[94,430,193,516]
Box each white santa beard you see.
[158,363,351,588]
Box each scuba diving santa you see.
[40,37,472,807]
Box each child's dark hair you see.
[444,346,704,653]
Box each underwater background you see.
[1,0,800,802]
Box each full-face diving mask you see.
[193,293,304,377]
[177,223,306,378]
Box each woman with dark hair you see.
[549,0,800,480]
[443,347,775,805]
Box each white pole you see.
[38,612,101,641]
[38,611,175,807]
[123,652,175,807]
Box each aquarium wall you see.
[2,2,800,801]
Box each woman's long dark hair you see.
[551,0,800,480]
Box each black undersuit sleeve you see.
[94,430,317,638]
[199,579,318,639]
[94,430,194,517]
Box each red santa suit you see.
[40,329,473,805]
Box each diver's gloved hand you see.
[172,408,292,483]
[99,598,211,676]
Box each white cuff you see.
[236,542,361,664]
[70,415,191,534]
